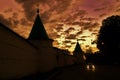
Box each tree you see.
[97,15,120,63]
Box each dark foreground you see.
[11,64,120,80]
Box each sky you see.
[0,0,120,54]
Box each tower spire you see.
[28,5,49,40]
[37,4,39,14]
[73,40,83,55]
[73,40,85,64]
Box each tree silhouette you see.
[97,15,120,63]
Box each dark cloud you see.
[72,22,81,25]
[92,29,99,32]
[65,27,75,34]
[101,0,111,6]
[63,10,87,23]
[99,13,107,17]
[15,0,72,23]
[54,24,64,33]
[116,8,120,12]
[8,17,19,27]
[66,34,76,39]
[55,26,63,32]
[92,32,98,35]
[94,7,106,12]
[12,12,18,19]
[91,40,97,44]
[68,27,75,31]
[86,45,90,48]
[11,12,20,27]
[41,11,51,23]
[76,31,83,36]
[63,40,71,44]
[73,10,87,18]
[49,19,58,23]
[20,18,30,26]
[49,32,59,39]
[71,42,76,44]
[65,45,72,48]
[115,4,120,12]
[0,11,20,28]
[0,14,12,28]
[53,40,60,45]
[15,0,47,22]
[88,22,99,31]
[116,0,120,2]
[13,19,19,26]
[70,17,97,26]
[55,0,71,14]
[78,39,86,41]
[56,35,61,38]
[11,12,19,27]
[4,8,13,13]
[80,36,89,38]
[81,22,91,28]
[70,22,85,26]
[57,23,64,27]
[76,21,99,31]
[81,17,97,21]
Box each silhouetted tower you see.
[27,7,56,72]
[73,41,83,56]
[28,8,49,40]
[28,7,53,46]
[73,40,85,64]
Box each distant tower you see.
[73,40,83,56]
[73,40,85,64]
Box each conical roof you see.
[73,41,83,55]
[28,9,49,40]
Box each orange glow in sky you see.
[0,0,120,53]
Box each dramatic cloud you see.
[66,34,77,39]
[0,0,119,52]
[116,0,120,2]
[80,36,89,38]
[15,0,72,23]
[94,7,107,12]
[71,21,99,32]
[76,31,83,36]
[4,8,13,13]
[65,27,75,34]
[99,13,107,17]
[0,14,12,28]
[79,39,86,41]
[63,40,71,44]
[55,26,63,32]
[20,18,31,26]
[116,8,120,12]
[63,10,87,24]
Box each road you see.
[47,64,120,80]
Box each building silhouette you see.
[27,8,57,72]
[73,41,85,64]
[0,23,38,79]
[0,8,85,79]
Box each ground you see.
[15,64,120,80]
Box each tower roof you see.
[73,41,83,54]
[28,8,49,40]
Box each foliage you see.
[97,15,120,63]
[97,15,120,52]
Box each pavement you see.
[47,64,120,80]
[11,64,120,80]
